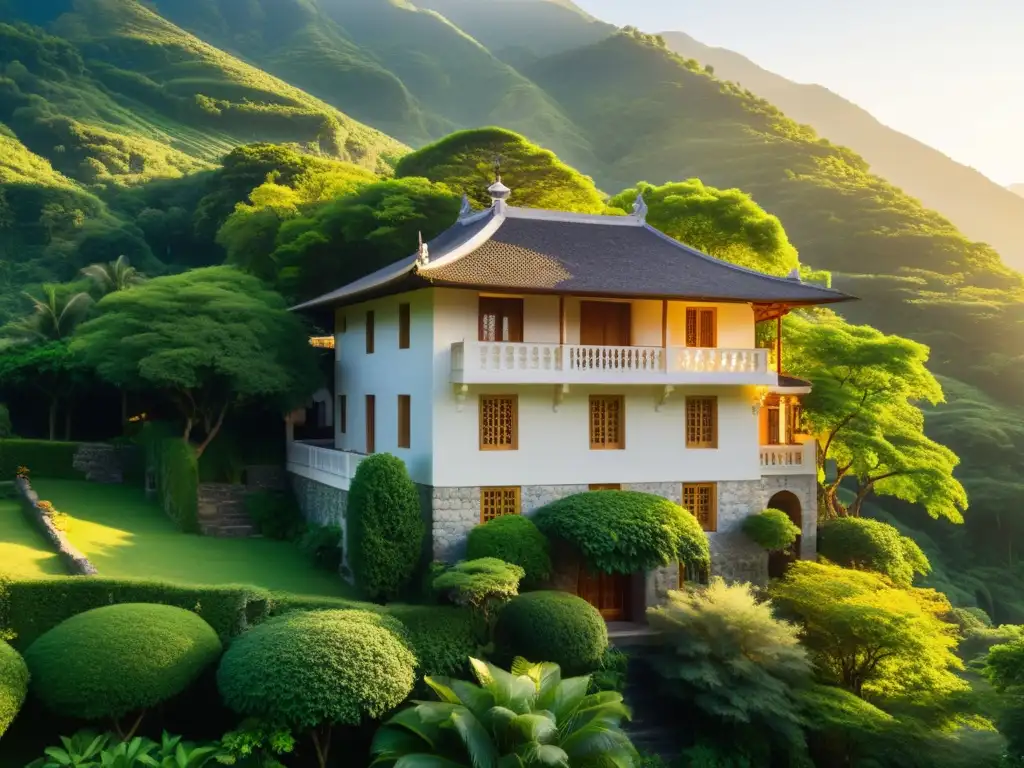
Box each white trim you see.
[419,209,508,271]
[287,463,351,490]
[769,384,812,395]
[504,206,645,226]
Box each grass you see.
[31,479,356,599]
[0,492,65,578]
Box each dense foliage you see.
[533,490,710,574]
[819,517,931,587]
[26,730,227,768]
[742,509,802,552]
[433,558,524,616]
[647,580,812,760]
[346,453,425,601]
[494,591,608,675]
[983,639,1024,759]
[218,609,416,768]
[371,657,637,767]
[23,603,222,731]
[465,514,552,589]
[0,640,28,738]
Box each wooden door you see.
[577,567,628,621]
[365,395,375,454]
[479,297,524,342]
[580,301,631,346]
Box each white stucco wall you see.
[334,290,435,485]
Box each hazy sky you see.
[572,0,1024,186]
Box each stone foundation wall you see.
[290,474,348,528]
[72,443,137,484]
[761,474,818,560]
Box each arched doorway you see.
[767,490,802,579]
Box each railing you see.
[759,442,817,475]
[451,342,770,383]
[287,441,366,486]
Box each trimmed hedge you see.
[0,577,272,649]
[154,438,199,533]
[0,640,28,737]
[818,517,931,588]
[217,610,416,729]
[494,590,608,675]
[534,491,710,574]
[347,453,425,601]
[0,439,83,479]
[466,514,552,588]
[743,509,801,552]
[24,603,222,720]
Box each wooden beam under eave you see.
[753,302,793,323]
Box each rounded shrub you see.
[347,453,425,601]
[217,609,416,729]
[23,603,221,721]
[0,641,29,737]
[494,591,608,675]
[533,491,710,574]
[818,517,930,587]
[466,514,552,588]
[742,508,801,552]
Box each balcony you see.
[759,442,817,475]
[451,342,775,386]
[287,441,366,490]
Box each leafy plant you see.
[26,730,227,768]
[370,657,637,767]
[297,524,342,571]
[220,718,296,768]
[589,646,629,694]
[244,490,305,541]
[818,516,931,587]
[742,508,801,552]
[0,640,29,737]
[465,514,552,589]
[433,558,524,645]
[494,591,608,675]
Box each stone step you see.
[208,524,255,538]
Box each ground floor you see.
[289,469,816,618]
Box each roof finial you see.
[417,231,429,266]
[487,154,511,208]
[632,192,648,223]
[787,267,802,282]
[458,194,473,220]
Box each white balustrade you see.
[760,442,817,475]
[287,441,365,487]
[567,345,664,372]
[669,347,768,374]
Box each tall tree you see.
[784,311,968,522]
[0,341,80,440]
[80,255,146,294]
[7,285,91,343]
[71,267,322,456]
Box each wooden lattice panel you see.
[686,397,718,448]
[481,487,521,522]
[685,307,717,347]
[589,396,624,449]
[683,482,717,532]
[479,396,518,450]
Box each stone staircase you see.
[197,483,255,537]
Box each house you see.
[287,178,855,620]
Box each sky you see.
[572,0,1024,187]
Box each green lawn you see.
[0,494,66,578]
[31,479,355,599]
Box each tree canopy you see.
[610,180,800,275]
[394,127,608,213]
[70,266,322,455]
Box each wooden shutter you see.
[481,487,521,522]
[685,307,717,347]
[685,397,718,448]
[338,395,347,434]
[478,298,524,342]
[365,395,375,454]
[589,396,625,450]
[767,408,781,446]
[683,483,717,532]
[397,395,411,448]
[398,303,411,349]
[365,310,375,354]
[479,396,518,450]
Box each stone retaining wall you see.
[71,443,139,484]
[197,483,253,537]
[14,476,97,575]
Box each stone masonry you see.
[197,483,253,537]
[72,443,135,484]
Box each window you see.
[479,396,518,450]
[338,395,347,434]
[365,395,376,453]
[481,487,521,522]
[685,307,717,347]
[683,483,717,532]
[685,396,718,448]
[365,311,375,354]
[589,484,621,491]
[478,297,523,342]
[397,395,411,449]
[589,395,625,450]
[398,303,411,349]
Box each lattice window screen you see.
[481,487,521,522]
[683,482,718,532]
[479,396,517,450]
[589,396,624,449]
[686,397,718,448]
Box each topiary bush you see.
[494,590,608,675]
[466,514,551,589]
[0,640,28,737]
[533,491,709,573]
[433,558,524,644]
[245,489,305,540]
[818,517,931,587]
[743,508,801,552]
[23,603,222,736]
[386,604,477,679]
[217,609,416,768]
[0,440,83,479]
[298,524,343,571]
[346,453,425,601]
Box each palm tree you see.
[370,657,638,768]
[80,254,145,295]
[11,285,92,342]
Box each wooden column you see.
[661,300,668,348]
[559,295,566,345]
[776,314,782,374]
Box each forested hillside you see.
[1,0,1024,624]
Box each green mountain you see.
[660,30,1024,272]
